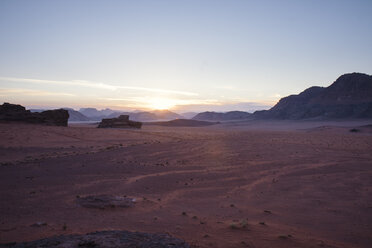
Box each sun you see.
[147,98,176,110]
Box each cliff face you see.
[0,103,69,126]
[254,73,372,119]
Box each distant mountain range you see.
[63,108,184,122]
[253,72,372,119]
[30,72,372,123]
[181,112,199,119]
[63,108,90,122]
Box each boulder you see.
[98,115,142,129]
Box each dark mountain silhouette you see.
[254,72,372,119]
[192,111,251,121]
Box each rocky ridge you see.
[0,103,69,126]
[253,72,372,119]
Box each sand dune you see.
[1,122,372,247]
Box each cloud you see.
[0,88,75,97]
[116,86,197,96]
[0,77,116,90]
[0,77,198,96]
[99,96,221,110]
[101,96,219,105]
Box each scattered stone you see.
[0,230,190,247]
[77,195,135,209]
[97,115,142,129]
[278,235,292,240]
[350,128,360,133]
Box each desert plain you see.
[0,121,372,248]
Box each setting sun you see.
[147,98,176,110]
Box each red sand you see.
[1,122,372,248]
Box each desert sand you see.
[1,121,372,248]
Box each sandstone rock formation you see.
[1,230,190,248]
[97,115,142,129]
[0,103,69,126]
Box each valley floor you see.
[0,121,372,248]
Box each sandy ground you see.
[0,121,372,248]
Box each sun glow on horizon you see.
[147,98,177,110]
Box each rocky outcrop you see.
[1,230,190,248]
[0,103,69,126]
[192,111,251,121]
[97,115,142,129]
[253,73,372,119]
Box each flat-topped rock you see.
[98,115,142,129]
[1,230,190,248]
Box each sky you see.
[0,0,371,113]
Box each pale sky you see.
[0,0,371,113]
